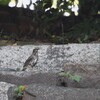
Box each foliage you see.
[66,18,100,43]
[0,0,10,5]
[25,0,99,43]
[14,85,26,98]
[59,71,81,83]
[32,0,100,43]
[32,0,74,39]
[79,0,100,18]
[0,0,100,43]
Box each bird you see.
[22,47,39,71]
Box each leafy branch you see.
[59,71,81,83]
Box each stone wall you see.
[0,44,99,73]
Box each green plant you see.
[59,71,81,83]
[14,85,26,99]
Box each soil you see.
[0,38,100,46]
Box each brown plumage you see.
[22,48,39,71]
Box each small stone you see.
[0,82,15,100]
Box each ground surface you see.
[0,38,100,46]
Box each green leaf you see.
[59,72,81,83]
[18,85,24,93]
[14,88,19,93]
[17,92,23,97]
[59,72,66,76]
[59,72,73,77]
[70,75,81,83]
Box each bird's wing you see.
[32,57,38,67]
[23,56,33,67]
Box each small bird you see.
[22,47,39,71]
